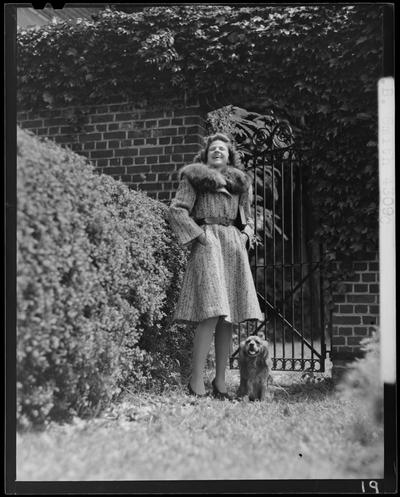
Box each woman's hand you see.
[240,232,249,249]
[197,232,207,246]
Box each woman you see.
[167,133,263,399]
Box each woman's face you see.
[206,140,229,168]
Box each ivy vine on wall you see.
[17,4,383,268]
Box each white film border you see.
[378,77,396,385]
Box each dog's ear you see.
[239,340,246,361]
[263,342,273,372]
[238,340,249,373]
[257,340,270,369]
[261,340,269,359]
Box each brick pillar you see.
[331,253,379,379]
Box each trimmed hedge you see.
[17,127,189,428]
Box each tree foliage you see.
[17,4,383,261]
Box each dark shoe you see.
[211,379,235,401]
[187,382,207,398]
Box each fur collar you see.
[179,162,250,195]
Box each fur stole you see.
[178,162,250,195]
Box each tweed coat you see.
[167,162,263,326]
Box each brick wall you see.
[17,98,206,202]
[330,252,379,362]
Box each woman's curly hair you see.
[193,133,244,170]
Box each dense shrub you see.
[336,328,383,443]
[136,246,196,389]
[17,127,188,428]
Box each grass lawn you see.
[16,369,383,481]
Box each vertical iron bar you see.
[253,152,258,341]
[272,152,276,362]
[263,151,266,340]
[290,152,295,366]
[319,241,326,372]
[281,151,285,365]
[299,152,304,365]
[329,308,333,358]
[310,245,314,367]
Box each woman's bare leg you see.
[214,318,233,392]
[190,316,219,395]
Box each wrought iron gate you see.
[230,124,330,372]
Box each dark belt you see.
[195,217,236,227]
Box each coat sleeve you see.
[167,175,204,246]
[239,183,256,249]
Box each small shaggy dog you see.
[238,335,272,401]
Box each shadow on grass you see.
[205,368,335,404]
[267,377,335,403]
